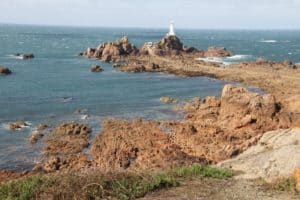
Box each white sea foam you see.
[197,55,253,65]
[259,40,277,43]
[6,54,23,59]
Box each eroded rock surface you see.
[91,119,207,171]
[44,122,92,155]
[172,84,291,162]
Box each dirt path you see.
[140,178,299,200]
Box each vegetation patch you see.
[0,164,233,200]
[269,177,298,193]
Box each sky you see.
[0,0,300,29]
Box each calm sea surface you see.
[0,25,299,170]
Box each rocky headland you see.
[1,34,300,199]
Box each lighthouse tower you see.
[167,21,176,37]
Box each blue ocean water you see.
[0,25,299,170]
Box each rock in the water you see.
[160,96,178,104]
[29,131,44,144]
[219,129,300,182]
[0,67,12,75]
[9,121,30,131]
[82,36,139,62]
[90,65,104,72]
[21,54,34,59]
[36,124,49,131]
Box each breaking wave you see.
[197,55,254,65]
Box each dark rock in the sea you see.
[90,65,104,72]
[9,121,30,131]
[21,54,34,60]
[0,67,12,75]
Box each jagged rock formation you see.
[171,84,291,162]
[82,36,139,62]
[44,122,92,155]
[90,119,207,171]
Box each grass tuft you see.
[0,164,233,200]
[0,176,44,200]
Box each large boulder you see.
[219,128,300,182]
[0,67,12,75]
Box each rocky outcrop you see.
[90,119,207,171]
[171,84,291,162]
[82,36,139,62]
[219,129,300,182]
[9,121,30,131]
[44,122,92,155]
[0,67,12,75]
[241,58,298,70]
[90,65,104,72]
[203,47,233,57]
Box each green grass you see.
[270,177,297,193]
[0,176,44,200]
[0,164,233,200]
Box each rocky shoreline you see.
[1,34,300,197]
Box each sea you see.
[0,24,300,170]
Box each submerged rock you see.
[0,67,12,75]
[16,53,35,59]
[29,131,44,144]
[9,121,30,131]
[90,65,104,72]
[160,96,178,104]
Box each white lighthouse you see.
[167,21,176,37]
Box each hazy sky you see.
[0,0,299,29]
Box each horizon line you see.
[1,22,300,31]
